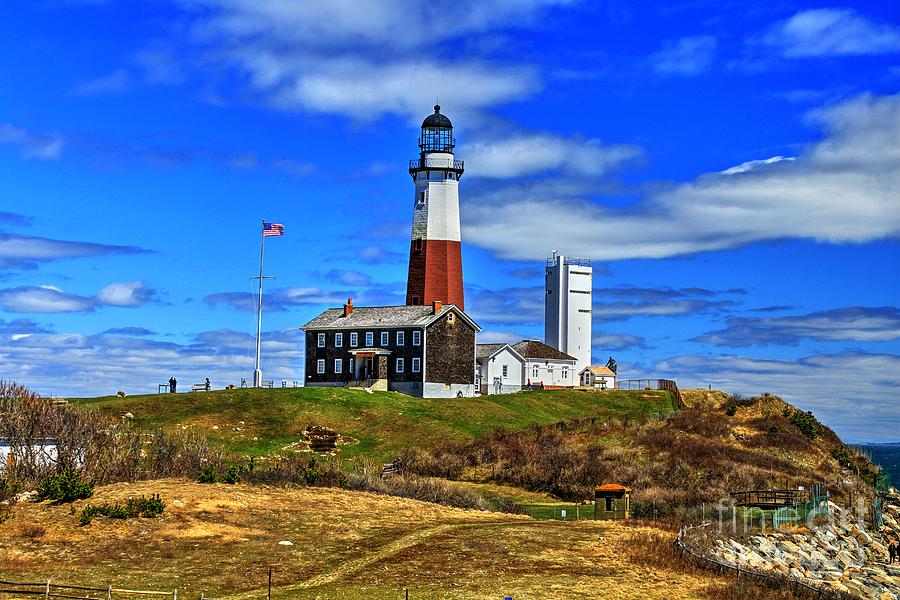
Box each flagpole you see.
[253,219,265,388]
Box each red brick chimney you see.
[432,300,442,315]
[343,297,353,317]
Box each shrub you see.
[831,445,854,469]
[785,409,821,439]
[197,465,217,484]
[1,381,224,490]
[221,465,243,484]
[35,467,94,504]
[725,404,737,417]
[0,476,17,503]
[197,464,246,484]
[80,493,165,525]
[346,474,488,510]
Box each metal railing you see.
[408,158,464,171]
[730,489,808,509]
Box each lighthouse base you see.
[406,239,464,310]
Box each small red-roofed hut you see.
[594,484,632,519]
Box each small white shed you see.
[580,366,617,390]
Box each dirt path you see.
[219,521,515,599]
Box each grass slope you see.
[0,479,777,600]
[71,387,674,460]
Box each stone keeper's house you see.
[301,299,480,398]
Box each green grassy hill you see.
[71,387,675,460]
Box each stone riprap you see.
[687,494,900,600]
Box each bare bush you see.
[0,380,223,496]
[347,474,488,510]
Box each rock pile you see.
[698,498,900,599]
[304,425,338,452]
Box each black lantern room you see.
[419,105,455,154]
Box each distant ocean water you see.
[854,443,900,487]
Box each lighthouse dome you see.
[422,105,452,129]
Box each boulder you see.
[777,540,800,554]
[835,549,857,569]
[856,529,874,545]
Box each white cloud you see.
[0,287,95,313]
[0,124,63,160]
[652,35,717,76]
[1,327,303,398]
[177,0,570,122]
[760,9,900,58]
[695,307,900,346]
[0,232,147,269]
[96,281,155,307]
[652,351,900,442]
[190,0,571,52]
[463,134,641,178]
[463,93,900,261]
[720,156,794,174]
[592,332,647,350]
[260,57,538,122]
[0,282,155,313]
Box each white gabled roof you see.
[475,343,525,364]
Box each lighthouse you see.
[405,105,465,310]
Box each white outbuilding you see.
[476,343,525,395]
[580,366,617,390]
[476,339,578,394]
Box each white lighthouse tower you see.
[545,251,592,372]
[406,105,465,309]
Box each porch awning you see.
[348,347,392,356]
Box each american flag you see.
[263,222,285,237]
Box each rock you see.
[278,540,293,546]
[304,425,339,452]
[856,529,874,545]
[124,412,134,419]
[15,491,36,502]
[830,581,851,594]
[836,549,858,569]
[778,540,800,554]
[871,541,889,557]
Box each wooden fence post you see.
[267,567,272,600]
[107,584,112,600]
[45,579,51,600]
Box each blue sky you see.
[1,0,898,441]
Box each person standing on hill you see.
[205,377,210,391]
[169,377,177,393]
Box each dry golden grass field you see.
[0,479,800,600]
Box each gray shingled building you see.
[301,299,480,398]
